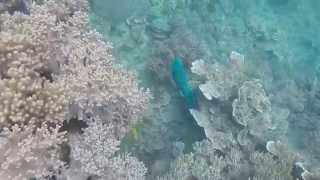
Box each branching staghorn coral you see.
[157,140,231,180]
[0,34,67,128]
[0,0,149,179]
[0,10,68,179]
[157,139,247,180]
[56,29,149,138]
[0,124,66,180]
[67,119,147,180]
[158,139,303,180]
[249,141,302,180]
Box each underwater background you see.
[5,0,320,179]
[89,0,320,179]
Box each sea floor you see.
[89,0,320,177]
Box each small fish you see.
[132,127,139,140]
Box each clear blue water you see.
[89,0,320,178]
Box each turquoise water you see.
[89,0,320,178]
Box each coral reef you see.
[182,53,302,180]
[0,0,149,179]
[158,139,302,180]
[1,0,320,179]
[232,79,273,138]
[0,124,66,180]
[65,120,147,180]
[89,0,320,177]
[191,52,246,101]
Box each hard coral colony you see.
[0,0,320,180]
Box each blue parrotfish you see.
[171,57,198,109]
